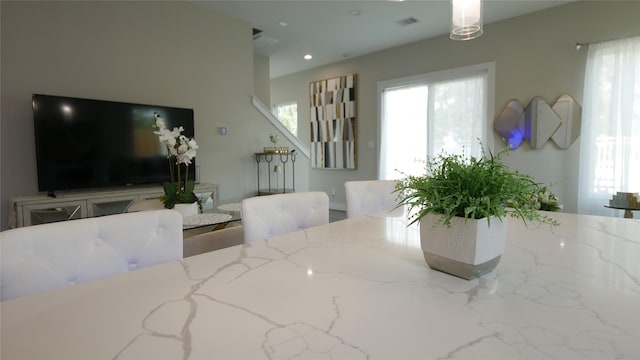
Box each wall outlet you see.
[331,188,336,197]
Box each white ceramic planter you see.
[172,202,199,217]
[419,214,506,280]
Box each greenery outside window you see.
[378,62,495,180]
[272,102,298,137]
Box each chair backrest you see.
[241,192,329,243]
[0,210,183,301]
[345,180,398,218]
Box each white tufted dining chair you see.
[0,210,183,301]
[241,192,329,243]
[344,180,399,218]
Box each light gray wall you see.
[3,1,637,230]
[271,1,640,213]
[0,1,307,230]
[253,54,271,106]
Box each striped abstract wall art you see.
[309,74,357,169]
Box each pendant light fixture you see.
[450,0,483,41]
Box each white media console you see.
[10,183,219,228]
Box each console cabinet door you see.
[87,196,137,217]
[22,201,87,226]
[138,192,164,201]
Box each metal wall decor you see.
[309,74,357,169]
[494,94,582,150]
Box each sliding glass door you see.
[378,63,494,180]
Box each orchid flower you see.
[152,112,199,208]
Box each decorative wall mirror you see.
[494,94,582,150]
[550,94,581,149]
[494,99,525,149]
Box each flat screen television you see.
[33,94,196,193]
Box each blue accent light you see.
[495,99,526,150]
[505,128,525,150]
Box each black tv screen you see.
[33,94,196,192]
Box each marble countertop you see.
[2,209,639,359]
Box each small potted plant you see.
[533,186,562,212]
[394,146,558,280]
[153,112,200,216]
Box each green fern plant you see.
[394,147,558,228]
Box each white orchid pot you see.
[419,214,506,280]
[173,202,199,218]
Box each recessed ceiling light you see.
[277,20,288,27]
[304,54,313,60]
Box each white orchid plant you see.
[533,187,562,212]
[153,112,200,209]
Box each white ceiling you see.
[196,0,572,78]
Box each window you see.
[578,36,640,215]
[378,63,495,180]
[272,101,298,137]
